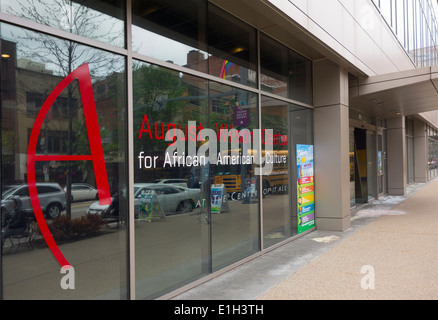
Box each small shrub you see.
[36,214,106,242]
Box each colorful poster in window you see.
[297,144,315,233]
[234,102,249,126]
[139,192,154,222]
[211,184,224,213]
[378,151,383,174]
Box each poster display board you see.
[296,144,315,233]
[211,184,230,213]
[211,184,224,213]
[138,191,166,221]
[139,192,154,221]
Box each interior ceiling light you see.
[141,5,162,15]
[1,53,10,58]
[231,47,246,54]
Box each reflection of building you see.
[4,56,81,184]
[1,38,73,183]
[186,49,257,86]
[1,38,120,188]
[1,38,17,183]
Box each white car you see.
[2,183,66,225]
[87,183,201,218]
[65,183,98,202]
[154,179,188,187]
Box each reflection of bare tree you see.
[8,0,124,51]
[10,0,123,218]
[9,0,122,77]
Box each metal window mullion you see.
[126,0,136,301]
[0,12,127,57]
[131,53,313,111]
[405,0,408,51]
[257,29,264,253]
[130,51,260,95]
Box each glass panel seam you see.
[258,30,313,62]
[126,0,135,301]
[257,29,264,252]
[261,92,314,110]
[0,12,127,57]
[132,51,313,110]
[131,51,260,94]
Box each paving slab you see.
[174,181,438,300]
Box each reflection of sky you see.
[1,0,124,47]
[132,25,203,67]
[1,22,124,79]
[1,0,199,72]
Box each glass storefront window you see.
[209,82,259,271]
[2,0,316,300]
[406,118,414,184]
[261,96,313,248]
[133,60,210,299]
[132,0,207,69]
[132,1,257,88]
[427,126,438,180]
[1,0,126,48]
[375,0,438,67]
[207,5,257,88]
[1,23,128,299]
[133,59,261,298]
[260,34,312,105]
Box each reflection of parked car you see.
[1,183,66,226]
[64,183,98,202]
[86,183,201,218]
[153,179,188,187]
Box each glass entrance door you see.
[353,128,367,203]
[366,130,376,201]
[352,127,377,203]
[349,128,356,207]
[377,132,386,195]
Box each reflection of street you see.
[69,201,96,219]
[1,193,291,299]
[1,200,92,227]
[135,192,291,297]
[1,200,95,251]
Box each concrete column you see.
[313,59,350,231]
[414,119,427,183]
[386,117,406,195]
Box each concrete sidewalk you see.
[175,179,438,300]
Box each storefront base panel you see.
[316,216,351,231]
[387,188,406,196]
[158,227,317,300]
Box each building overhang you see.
[349,66,438,120]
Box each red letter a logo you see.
[27,63,111,268]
